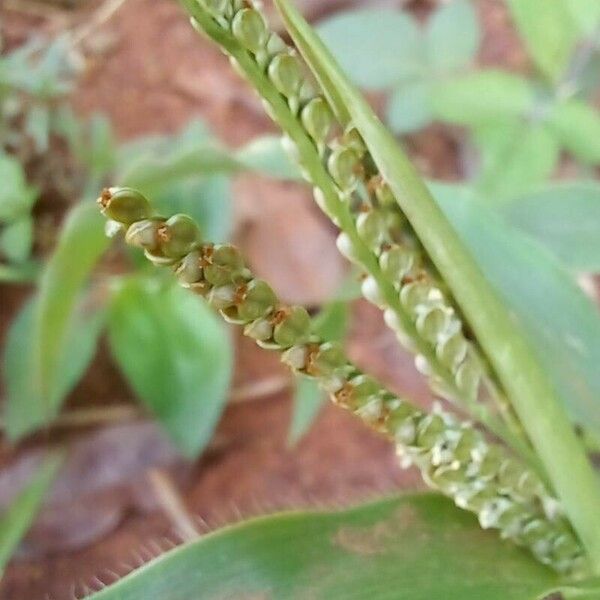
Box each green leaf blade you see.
[425,0,480,72]
[501,181,600,271]
[317,9,423,90]
[0,453,62,575]
[86,493,561,600]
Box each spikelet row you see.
[97,186,584,573]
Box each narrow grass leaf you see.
[287,376,325,446]
[0,453,62,575]
[3,297,105,439]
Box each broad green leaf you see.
[287,376,325,446]
[0,261,38,283]
[317,9,423,90]
[153,175,233,243]
[108,278,233,457]
[386,80,433,134]
[474,120,559,199]
[32,202,109,419]
[425,0,480,72]
[547,100,600,164]
[235,135,301,180]
[0,215,33,263]
[24,105,50,153]
[0,154,38,221]
[430,70,535,126]
[501,181,600,271]
[272,0,600,559]
[0,453,62,576]
[505,0,578,81]
[87,493,561,600]
[3,297,105,439]
[432,183,600,440]
[563,0,600,35]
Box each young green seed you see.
[125,218,161,250]
[267,53,304,99]
[236,279,277,322]
[327,145,361,190]
[379,245,416,283]
[97,187,151,226]
[158,214,201,258]
[356,210,387,252]
[231,8,268,53]
[272,306,311,347]
[301,97,334,144]
[203,244,245,286]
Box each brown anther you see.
[98,188,112,208]
[358,203,371,213]
[156,224,170,243]
[366,175,382,194]
[304,343,322,376]
[233,283,248,305]
[270,307,290,325]
[381,242,392,252]
[200,243,214,267]
[352,162,365,176]
[334,382,354,406]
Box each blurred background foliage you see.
[0,0,598,596]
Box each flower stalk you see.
[99,186,585,574]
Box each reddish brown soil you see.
[0,1,541,598]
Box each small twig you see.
[147,469,199,542]
[69,0,130,46]
[230,374,289,403]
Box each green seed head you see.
[436,331,468,371]
[266,32,287,56]
[400,280,443,316]
[268,53,304,99]
[356,210,387,251]
[327,145,360,190]
[158,214,201,258]
[346,374,380,410]
[455,352,481,399]
[175,250,203,285]
[231,8,268,53]
[125,218,161,249]
[281,344,309,370]
[203,244,245,286]
[244,317,274,342]
[98,187,151,226]
[310,342,346,376]
[237,279,277,322]
[301,97,333,143]
[379,245,415,282]
[273,306,311,348]
[208,284,236,310]
[415,305,451,344]
[416,413,446,450]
